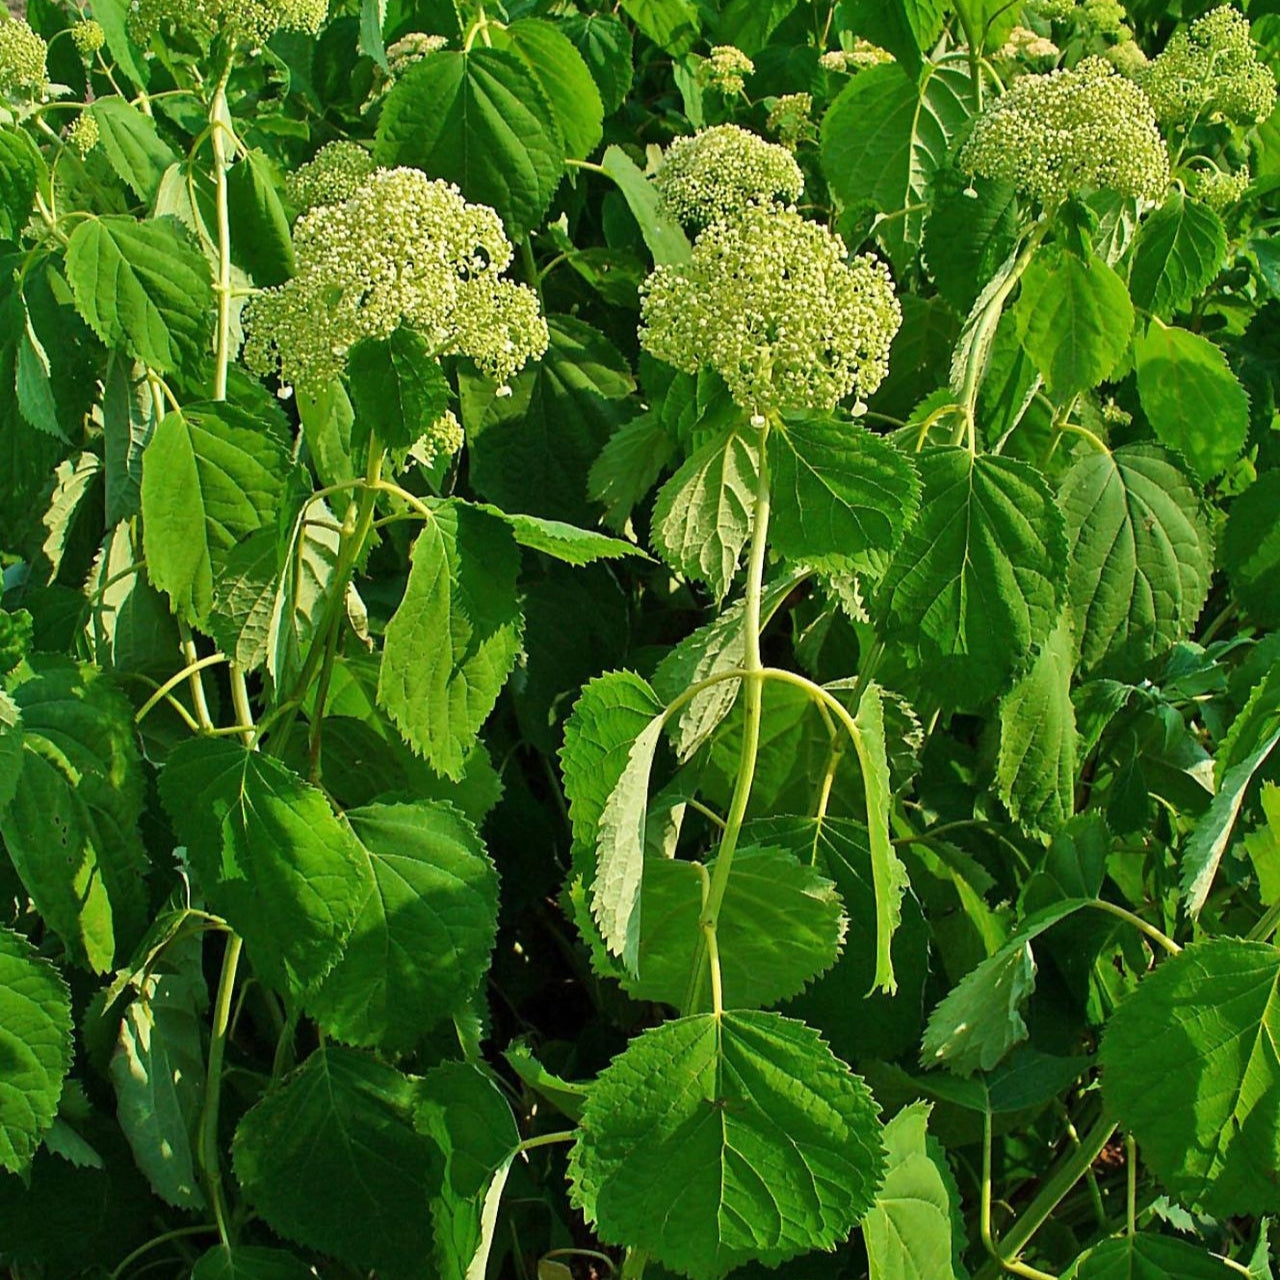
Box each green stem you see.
[517,1129,576,1154]
[1084,898,1180,955]
[621,1249,648,1280]
[199,933,243,1248]
[137,646,226,727]
[228,665,254,746]
[209,66,234,402]
[1126,1135,1137,1238]
[107,1225,217,1280]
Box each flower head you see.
[70,18,106,56]
[1138,6,1276,126]
[766,92,812,148]
[1080,0,1128,36]
[407,408,464,469]
[0,14,48,97]
[286,141,376,212]
[128,0,327,48]
[245,167,548,389]
[702,44,753,94]
[1029,0,1076,19]
[1104,38,1147,75]
[1189,165,1250,210]
[640,204,901,415]
[998,25,1060,62]
[65,111,99,156]
[653,124,804,228]
[960,56,1169,205]
[386,30,447,75]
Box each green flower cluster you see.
[286,140,376,212]
[407,409,464,469]
[702,44,753,94]
[386,30,447,75]
[1138,6,1276,126]
[0,14,47,97]
[960,56,1169,205]
[653,125,804,228]
[128,0,327,49]
[819,40,891,72]
[245,167,548,389]
[1079,0,1128,37]
[70,18,106,56]
[1029,0,1077,19]
[1189,165,1250,210]
[766,92,812,148]
[65,111,99,155]
[997,25,1059,62]
[640,204,901,415]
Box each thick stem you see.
[199,933,243,1248]
[209,67,235,402]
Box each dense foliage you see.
[1,0,1280,1276]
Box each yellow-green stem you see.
[209,67,234,401]
[199,933,243,1248]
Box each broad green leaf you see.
[159,738,367,997]
[41,452,102,581]
[625,847,846,1010]
[652,422,760,602]
[1135,320,1250,480]
[877,448,1066,707]
[599,144,692,266]
[90,97,177,203]
[922,900,1087,1075]
[191,1246,314,1280]
[307,801,498,1052]
[1059,444,1212,679]
[0,928,72,1176]
[923,175,1020,314]
[998,618,1078,838]
[140,401,296,626]
[1067,1233,1238,1280]
[569,1010,884,1280]
[1128,192,1226,320]
[820,62,972,271]
[378,501,523,780]
[233,1046,437,1276]
[493,20,603,161]
[357,0,387,68]
[1101,939,1280,1217]
[375,47,564,236]
[0,127,39,242]
[769,413,921,571]
[109,934,207,1208]
[482,509,646,566]
[560,671,664,855]
[619,0,699,56]
[64,215,212,375]
[0,659,148,973]
[562,12,633,114]
[347,327,449,453]
[225,150,295,288]
[1015,247,1134,399]
[0,692,20,814]
[99,353,157,524]
[266,500,340,691]
[1224,471,1280,629]
[864,1103,963,1280]
[208,528,278,672]
[588,409,677,531]
[713,0,796,54]
[837,0,949,79]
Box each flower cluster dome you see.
[702,45,753,95]
[0,14,48,97]
[244,167,548,389]
[640,203,901,415]
[128,0,327,48]
[286,141,377,212]
[960,55,1169,205]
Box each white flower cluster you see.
[640,204,901,415]
[998,26,1059,62]
[286,140,376,212]
[1029,0,1077,19]
[407,409,464,469]
[1138,6,1276,126]
[1189,165,1250,210]
[960,56,1169,205]
[128,0,326,48]
[819,39,892,73]
[245,167,548,389]
[701,44,753,94]
[0,14,47,97]
[386,30,447,75]
[653,124,804,227]
[766,92,812,148]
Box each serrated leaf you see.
[99,353,157,524]
[923,176,1020,314]
[769,412,921,571]
[624,847,846,1010]
[159,738,367,998]
[307,801,498,1052]
[0,928,73,1175]
[877,448,1066,707]
[208,528,278,672]
[191,1246,314,1280]
[90,98,177,203]
[569,1010,884,1280]
[652,422,759,601]
[619,0,699,56]
[266,500,340,691]
[1102,939,1280,1217]
[837,0,948,79]
[1015,247,1134,399]
[378,501,523,780]
[0,127,39,242]
[1244,785,1280,906]
[599,144,691,266]
[347,328,449,454]
[1224,471,1280,629]
[375,47,565,236]
[1128,192,1226,320]
[713,0,796,54]
[483,509,646,565]
[64,215,212,375]
[41,452,101,581]
[232,1046,437,1277]
[1067,1232,1238,1280]
[588,409,677,530]
[562,12,633,114]
[226,149,295,288]
[1135,320,1250,480]
[1059,444,1213,680]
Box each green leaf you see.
[0,928,72,1176]
[877,448,1066,707]
[493,20,603,161]
[998,618,1078,838]
[837,0,949,80]
[307,801,498,1052]
[1135,320,1250,480]
[379,501,523,780]
[100,353,157,524]
[0,127,40,243]
[0,659,148,973]
[265,502,340,691]
[90,98,177,203]
[1015,247,1134,399]
[64,215,213,376]
[1067,1233,1238,1280]
[922,900,1087,1075]
[769,412,921,571]
[714,0,797,55]
[569,1010,884,1280]
[0,692,20,815]
[864,1103,963,1280]
[1244,784,1280,907]
[1224,470,1280,629]
[1128,192,1226,320]
[486,510,646,565]
[599,144,692,266]
[619,0,699,57]
[820,62,972,272]
[140,402,297,626]
[41,452,102,580]
[375,47,564,237]
[159,739,367,998]
[1102,939,1280,1217]
[347,328,449,453]
[562,12,633,114]
[226,150,295,288]
[652,422,760,602]
[1059,444,1213,679]
[191,1246,315,1280]
[923,175,1020,315]
[233,1046,438,1277]
[625,847,846,1010]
